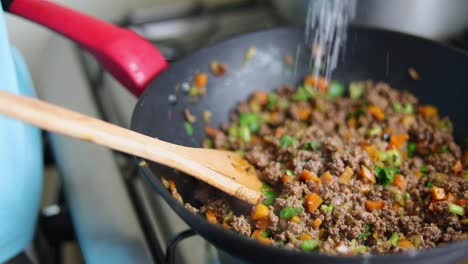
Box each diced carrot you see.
[302,170,321,184]
[205,210,218,224]
[460,219,468,226]
[210,61,227,76]
[168,180,176,192]
[291,216,301,223]
[452,160,463,174]
[204,127,219,138]
[257,236,272,244]
[432,186,446,200]
[304,75,329,92]
[194,73,208,88]
[360,166,376,183]
[305,193,324,213]
[274,126,285,138]
[462,151,468,168]
[360,184,372,194]
[319,228,326,238]
[252,204,269,220]
[298,105,313,121]
[392,203,401,210]
[445,193,456,203]
[363,145,379,161]
[251,230,272,244]
[401,151,408,160]
[397,239,414,248]
[299,233,312,241]
[251,229,262,238]
[393,174,407,190]
[401,115,416,126]
[368,105,385,121]
[414,170,423,178]
[365,200,385,210]
[456,198,468,206]
[388,134,409,150]
[372,232,379,240]
[339,166,353,184]
[345,130,354,141]
[281,175,292,183]
[321,171,333,184]
[255,217,269,230]
[382,127,394,136]
[347,117,357,129]
[418,105,438,119]
[304,75,314,86]
[251,91,269,106]
[416,142,429,155]
[360,141,370,148]
[250,135,262,145]
[313,218,322,228]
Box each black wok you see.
[132,27,468,264]
[5,0,468,263]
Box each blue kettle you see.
[0,6,43,262]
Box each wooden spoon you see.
[0,90,263,204]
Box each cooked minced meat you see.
[184,77,467,255]
[230,215,252,236]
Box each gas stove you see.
[33,1,468,263]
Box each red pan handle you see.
[2,0,168,96]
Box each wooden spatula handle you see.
[0,91,261,204]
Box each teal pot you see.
[0,6,43,262]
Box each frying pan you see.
[3,0,468,263]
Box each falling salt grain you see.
[168,94,177,104]
[181,82,191,93]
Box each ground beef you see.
[425,154,457,174]
[258,161,283,184]
[274,196,304,211]
[418,224,442,247]
[440,227,465,242]
[283,181,310,198]
[286,221,306,235]
[185,203,199,214]
[176,79,467,255]
[231,215,252,236]
[213,132,228,149]
[268,208,280,232]
[246,145,272,168]
[199,199,229,216]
